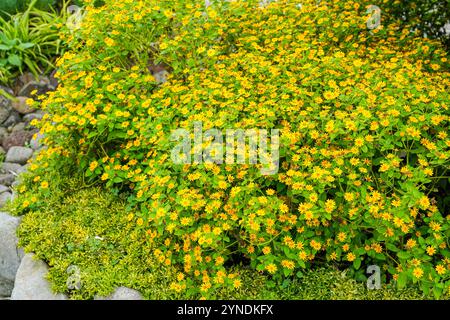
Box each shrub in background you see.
[362,0,450,50]
[13,0,450,298]
[0,0,68,84]
[0,0,58,16]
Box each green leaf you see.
[0,44,12,50]
[397,251,410,260]
[7,54,21,66]
[17,42,35,50]
[113,177,123,183]
[353,258,361,270]
[433,286,442,299]
[397,272,407,289]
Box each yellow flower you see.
[418,196,430,210]
[89,161,98,171]
[215,256,224,266]
[435,265,446,275]
[337,232,346,242]
[426,246,436,256]
[207,49,216,57]
[265,263,277,274]
[324,199,336,213]
[104,37,115,47]
[281,260,295,270]
[412,267,424,279]
[40,181,49,189]
[405,239,416,249]
[346,252,356,262]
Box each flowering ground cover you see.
[2,0,450,299]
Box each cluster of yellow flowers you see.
[18,0,450,297]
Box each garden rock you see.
[1,162,25,175]
[0,192,12,207]
[29,133,44,150]
[18,76,54,97]
[0,174,15,187]
[0,127,8,142]
[3,112,21,128]
[5,146,33,164]
[0,185,8,194]
[48,70,59,89]
[23,111,44,124]
[2,130,36,151]
[95,287,143,300]
[11,253,68,300]
[11,97,35,114]
[0,105,11,125]
[12,122,26,133]
[0,212,22,297]
[0,88,12,124]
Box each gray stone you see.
[2,130,36,151]
[23,112,44,124]
[11,97,35,114]
[1,162,25,175]
[0,88,12,124]
[0,185,8,194]
[30,133,44,150]
[153,70,169,84]
[48,70,59,89]
[17,73,35,90]
[18,76,54,97]
[0,192,12,207]
[0,127,8,142]
[95,287,143,300]
[0,212,22,297]
[3,112,21,128]
[0,175,15,187]
[5,146,33,164]
[0,107,11,125]
[12,122,25,132]
[11,253,68,300]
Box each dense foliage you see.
[12,0,450,298]
[0,0,68,84]
[13,173,435,299]
[375,0,450,50]
[0,0,59,16]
